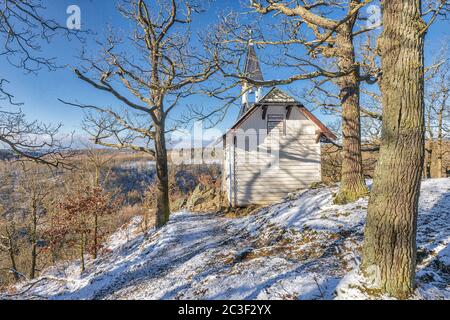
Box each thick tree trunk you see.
[334,23,368,204]
[362,0,425,299]
[154,111,170,228]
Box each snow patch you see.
[2,179,449,300]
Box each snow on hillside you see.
[2,179,449,300]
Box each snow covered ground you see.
[2,179,449,300]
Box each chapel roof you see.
[229,87,337,141]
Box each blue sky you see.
[2,0,449,144]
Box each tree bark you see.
[5,227,19,282]
[425,106,433,179]
[424,143,431,179]
[8,248,19,281]
[436,135,443,178]
[80,234,86,273]
[434,101,444,178]
[334,10,368,204]
[30,242,37,279]
[93,213,98,259]
[154,110,170,228]
[93,166,100,259]
[362,0,425,298]
[430,140,440,178]
[29,203,38,279]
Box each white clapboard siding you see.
[235,176,319,184]
[224,103,324,207]
[236,169,320,176]
[236,176,318,187]
[238,156,319,162]
[236,194,291,205]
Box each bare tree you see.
[0,163,21,282]
[0,218,20,282]
[18,166,51,279]
[53,183,118,272]
[0,107,72,167]
[0,0,64,72]
[82,147,115,259]
[425,53,450,178]
[362,0,449,298]
[0,0,77,166]
[60,0,219,228]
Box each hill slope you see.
[3,179,449,300]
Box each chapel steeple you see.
[241,41,264,107]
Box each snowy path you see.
[3,179,449,300]
[99,213,241,299]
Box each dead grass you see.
[217,226,343,266]
[347,284,383,298]
[223,205,261,218]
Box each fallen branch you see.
[2,276,68,298]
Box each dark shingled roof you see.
[244,44,264,82]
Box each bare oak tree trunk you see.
[154,110,170,228]
[362,0,425,298]
[335,25,368,204]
